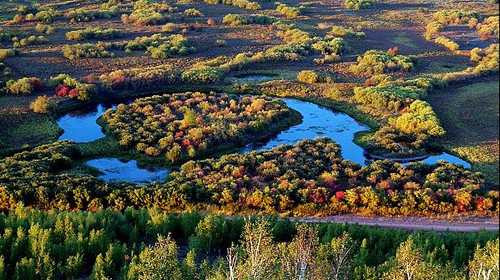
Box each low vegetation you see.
[344,0,374,10]
[61,43,114,59]
[66,27,122,41]
[350,49,414,75]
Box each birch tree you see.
[279,224,319,280]
[317,232,357,280]
[469,238,499,280]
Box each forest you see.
[0,207,498,280]
[0,0,498,278]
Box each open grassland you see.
[429,77,499,186]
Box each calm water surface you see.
[57,97,471,182]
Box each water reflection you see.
[86,158,169,183]
[57,103,117,142]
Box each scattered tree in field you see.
[61,43,114,59]
[66,28,121,41]
[297,70,333,84]
[6,77,43,95]
[184,8,204,17]
[434,36,460,51]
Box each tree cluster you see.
[350,50,414,75]
[0,208,497,280]
[198,0,261,10]
[0,138,497,216]
[66,7,118,23]
[66,27,122,41]
[101,92,296,162]
[121,0,176,26]
[222,14,276,26]
[61,42,115,59]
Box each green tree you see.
[279,224,318,280]
[469,238,499,280]
[317,232,358,280]
[238,218,277,280]
[384,236,425,280]
[90,254,110,280]
[135,234,182,280]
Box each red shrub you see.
[55,84,71,97]
[335,191,346,200]
[68,89,79,98]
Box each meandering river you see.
[57,97,470,183]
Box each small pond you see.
[57,103,117,142]
[86,158,169,184]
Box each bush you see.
[61,43,114,59]
[350,50,414,75]
[184,8,204,17]
[124,34,196,58]
[344,0,373,10]
[215,39,227,47]
[297,70,319,84]
[311,37,348,55]
[434,36,459,51]
[275,3,303,19]
[425,21,443,34]
[100,65,181,89]
[222,14,275,26]
[35,23,53,35]
[66,8,117,22]
[30,95,56,113]
[66,28,122,41]
[432,10,479,25]
[181,68,226,84]
[330,26,365,38]
[35,9,59,23]
[0,48,20,60]
[389,100,445,137]
[477,16,499,38]
[297,70,333,84]
[6,77,43,95]
[162,23,177,33]
[12,35,48,47]
[200,0,260,10]
[121,0,175,25]
[48,74,97,101]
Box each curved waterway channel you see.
[57,98,470,184]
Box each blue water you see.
[57,104,116,142]
[423,153,470,167]
[244,99,370,164]
[56,97,472,182]
[86,158,169,184]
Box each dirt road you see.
[289,215,499,232]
